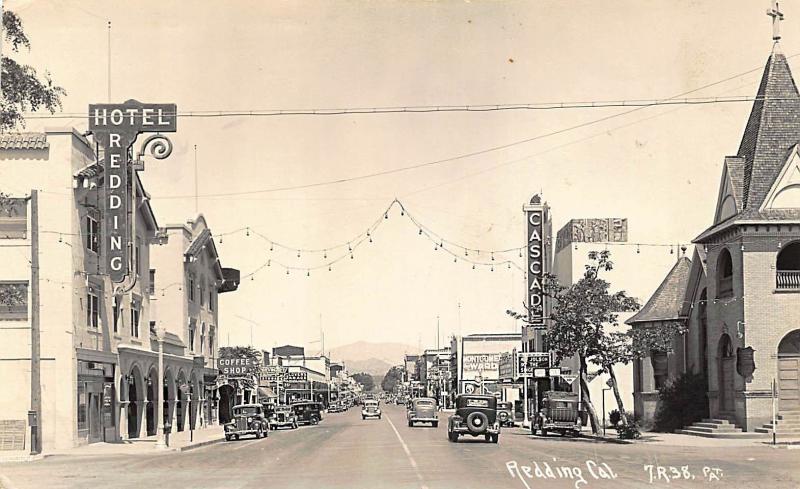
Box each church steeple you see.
[735,31,800,211]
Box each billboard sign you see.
[498,351,516,382]
[285,372,308,382]
[88,100,177,283]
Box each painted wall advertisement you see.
[218,357,253,377]
[462,353,501,380]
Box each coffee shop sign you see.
[218,357,253,377]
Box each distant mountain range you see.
[328,341,417,377]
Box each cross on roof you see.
[768,0,785,41]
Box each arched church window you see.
[776,241,800,290]
[778,330,800,355]
[717,249,734,298]
[719,334,733,358]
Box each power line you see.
[21,95,791,121]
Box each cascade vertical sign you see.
[526,195,545,328]
[89,100,177,283]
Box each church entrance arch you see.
[718,334,735,413]
[778,329,800,412]
[127,366,144,439]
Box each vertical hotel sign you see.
[89,100,177,283]
[525,195,545,328]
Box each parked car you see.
[362,399,382,420]
[407,397,438,427]
[447,394,499,443]
[497,401,515,427]
[269,404,298,430]
[532,391,582,437]
[291,401,323,425]
[328,401,346,413]
[224,404,269,441]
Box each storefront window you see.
[77,382,88,432]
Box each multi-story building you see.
[0,129,159,449]
[149,215,239,428]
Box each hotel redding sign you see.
[89,100,177,283]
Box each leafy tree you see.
[381,366,404,393]
[351,372,375,392]
[2,10,66,131]
[542,250,641,434]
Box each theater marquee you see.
[88,100,177,283]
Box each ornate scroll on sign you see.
[88,100,177,283]
[555,218,628,252]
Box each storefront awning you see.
[257,386,277,398]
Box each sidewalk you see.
[0,425,225,462]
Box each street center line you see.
[386,415,429,489]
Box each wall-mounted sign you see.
[524,195,548,327]
[218,357,253,377]
[498,351,515,382]
[88,100,177,283]
[462,353,501,380]
[285,372,308,382]
[555,218,628,253]
[517,352,551,377]
[533,368,547,378]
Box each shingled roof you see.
[0,133,49,150]
[626,257,691,325]
[738,45,800,211]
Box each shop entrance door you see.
[88,393,102,443]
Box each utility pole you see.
[436,315,440,350]
[30,190,41,454]
[107,21,111,102]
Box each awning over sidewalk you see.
[257,387,276,398]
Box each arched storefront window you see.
[776,241,800,290]
[717,249,734,298]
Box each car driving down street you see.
[362,399,381,420]
[407,397,438,427]
[447,394,499,443]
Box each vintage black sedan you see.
[224,404,269,441]
[407,397,438,427]
[291,401,323,425]
[447,394,499,443]
[268,404,298,430]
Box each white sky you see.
[8,0,794,353]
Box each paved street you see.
[1,404,799,489]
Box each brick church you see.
[630,37,800,436]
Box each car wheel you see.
[541,428,548,437]
[234,434,240,441]
[408,420,413,427]
[362,415,366,420]
[311,416,319,425]
[432,421,438,428]
[491,434,499,444]
[484,434,491,442]
[448,431,458,443]
[293,422,298,429]
[465,412,489,434]
[225,434,232,442]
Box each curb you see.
[176,437,225,452]
[578,434,632,444]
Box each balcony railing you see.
[777,270,800,290]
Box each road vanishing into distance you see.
[2,404,799,489]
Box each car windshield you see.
[365,401,378,407]
[498,402,512,409]
[415,400,433,407]
[234,406,260,416]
